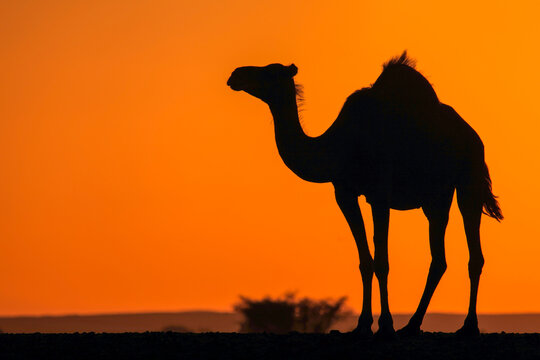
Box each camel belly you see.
[363,183,425,210]
[347,159,456,210]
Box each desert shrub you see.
[295,296,348,333]
[234,293,296,333]
[234,293,350,333]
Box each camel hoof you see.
[374,326,396,341]
[397,323,422,338]
[456,323,480,338]
[456,316,480,338]
[351,325,373,338]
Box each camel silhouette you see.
[227,52,502,338]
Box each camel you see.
[227,52,502,337]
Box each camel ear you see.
[288,64,298,77]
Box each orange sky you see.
[1,0,539,316]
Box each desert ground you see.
[1,332,540,360]
[1,313,539,359]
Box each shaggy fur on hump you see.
[383,50,417,69]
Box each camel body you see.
[323,89,483,210]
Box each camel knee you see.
[359,259,374,279]
[430,257,447,277]
[468,255,484,278]
[374,257,389,279]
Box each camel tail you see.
[481,162,503,221]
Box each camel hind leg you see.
[456,183,484,337]
[398,189,454,337]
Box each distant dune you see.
[0,312,539,333]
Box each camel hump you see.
[372,51,439,111]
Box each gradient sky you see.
[1,0,539,316]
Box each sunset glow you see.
[1,0,539,316]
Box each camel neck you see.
[268,90,332,183]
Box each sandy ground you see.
[1,332,539,360]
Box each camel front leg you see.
[371,204,395,337]
[335,187,373,336]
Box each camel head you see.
[227,63,298,103]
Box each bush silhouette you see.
[234,293,350,333]
[295,296,349,333]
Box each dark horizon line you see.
[2,311,540,319]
